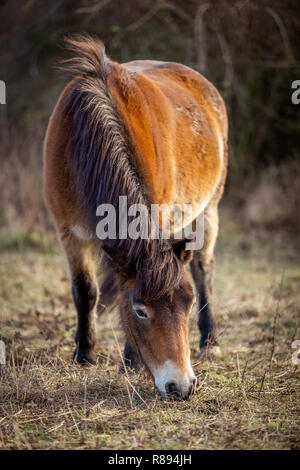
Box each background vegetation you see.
[0,0,299,450]
[0,0,300,233]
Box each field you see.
[0,213,299,450]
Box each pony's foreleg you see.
[98,268,142,372]
[60,230,99,365]
[122,341,143,372]
[190,204,221,358]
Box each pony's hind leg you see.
[190,203,221,358]
[60,229,99,365]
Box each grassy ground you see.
[0,214,299,450]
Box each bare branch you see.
[194,2,211,73]
[215,29,234,85]
[264,6,294,63]
[76,0,111,15]
[110,1,193,49]
[124,1,193,33]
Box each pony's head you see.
[103,241,197,400]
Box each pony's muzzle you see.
[165,377,197,400]
[153,360,197,400]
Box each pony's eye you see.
[135,308,148,319]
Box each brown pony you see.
[43,36,228,400]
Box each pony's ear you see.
[172,239,193,265]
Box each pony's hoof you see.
[199,345,222,360]
[72,349,96,366]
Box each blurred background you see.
[0,0,300,238]
[1,3,300,450]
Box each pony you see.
[43,35,228,400]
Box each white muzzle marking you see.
[153,359,196,397]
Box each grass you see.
[0,215,299,450]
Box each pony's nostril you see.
[165,379,197,399]
[165,382,176,395]
[165,382,181,398]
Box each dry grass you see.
[0,218,299,450]
[0,124,50,233]
[241,159,300,234]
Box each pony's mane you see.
[61,35,182,300]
